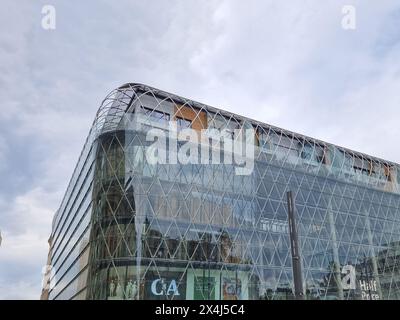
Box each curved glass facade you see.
[46,83,400,300]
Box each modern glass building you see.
[43,83,400,300]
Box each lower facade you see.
[85,129,400,300]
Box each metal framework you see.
[46,83,400,300]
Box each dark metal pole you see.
[235,269,238,300]
[208,260,211,300]
[287,191,304,300]
[364,255,372,300]
[207,239,211,300]
[219,272,222,300]
[203,253,205,299]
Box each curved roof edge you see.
[101,82,399,168]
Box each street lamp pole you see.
[363,254,372,299]
[287,191,304,300]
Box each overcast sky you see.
[1,0,400,299]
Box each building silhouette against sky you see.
[43,83,400,300]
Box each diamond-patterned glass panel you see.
[48,84,400,300]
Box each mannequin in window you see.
[116,281,124,299]
[109,279,115,297]
[131,280,138,300]
[125,280,133,299]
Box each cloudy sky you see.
[1,0,400,299]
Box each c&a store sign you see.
[144,271,186,300]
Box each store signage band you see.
[341,265,380,300]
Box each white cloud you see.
[0,136,8,172]
[0,188,57,299]
[0,279,42,300]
